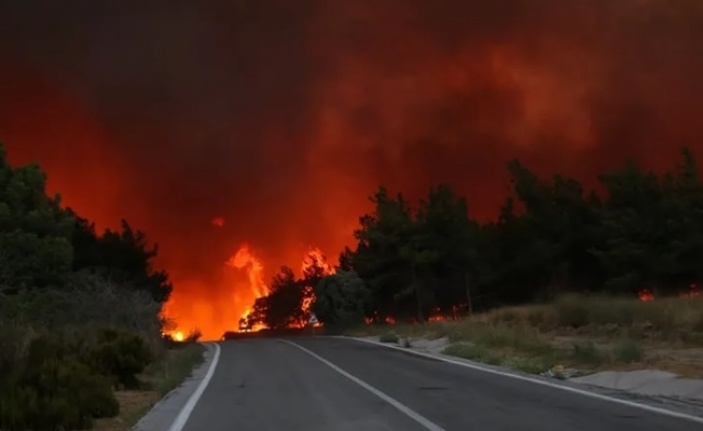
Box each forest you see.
[0,144,195,430]
[244,148,703,331]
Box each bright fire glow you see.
[301,247,335,315]
[638,288,654,302]
[162,245,336,339]
[225,245,269,299]
[301,247,335,276]
[224,245,270,331]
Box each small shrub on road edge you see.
[613,339,643,363]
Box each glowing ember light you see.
[173,331,185,342]
[681,284,701,298]
[638,288,654,302]
[212,216,225,227]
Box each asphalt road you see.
[182,337,702,431]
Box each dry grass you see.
[352,295,703,377]
[93,391,160,431]
[94,342,206,431]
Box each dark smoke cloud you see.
[1,0,702,291]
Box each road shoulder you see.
[133,343,217,431]
[345,335,703,422]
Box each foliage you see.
[0,333,119,431]
[71,215,173,303]
[247,266,307,329]
[246,250,337,330]
[240,147,703,328]
[0,143,171,429]
[312,271,372,328]
[155,343,206,396]
[87,329,153,389]
[0,146,75,291]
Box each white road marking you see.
[345,336,703,425]
[167,342,222,431]
[281,339,448,431]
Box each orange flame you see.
[225,245,269,299]
[162,244,271,339]
[681,284,701,299]
[224,245,270,332]
[163,245,337,337]
[639,284,703,302]
[638,288,654,301]
[301,247,335,316]
[301,247,335,276]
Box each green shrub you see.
[613,339,643,363]
[0,334,119,430]
[88,329,153,389]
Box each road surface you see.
[181,337,702,431]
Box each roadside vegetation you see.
[352,295,703,377]
[0,144,204,431]
[240,147,703,379]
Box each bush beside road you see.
[0,144,204,430]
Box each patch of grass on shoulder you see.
[154,343,207,396]
[94,342,206,431]
[612,339,643,363]
[379,332,400,343]
[570,341,605,365]
[443,343,504,365]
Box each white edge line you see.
[280,339,448,431]
[340,336,703,425]
[167,342,221,431]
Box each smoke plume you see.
[1,0,702,337]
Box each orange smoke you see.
[3,1,703,342]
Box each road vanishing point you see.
[169,337,703,431]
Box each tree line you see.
[0,143,174,429]
[247,148,703,330]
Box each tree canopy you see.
[251,147,703,328]
[0,143,171,303]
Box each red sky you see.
[1,0,702,338]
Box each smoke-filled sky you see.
[2,0,702,336]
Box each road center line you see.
[280,339,448,431]
[167,342,221,431]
